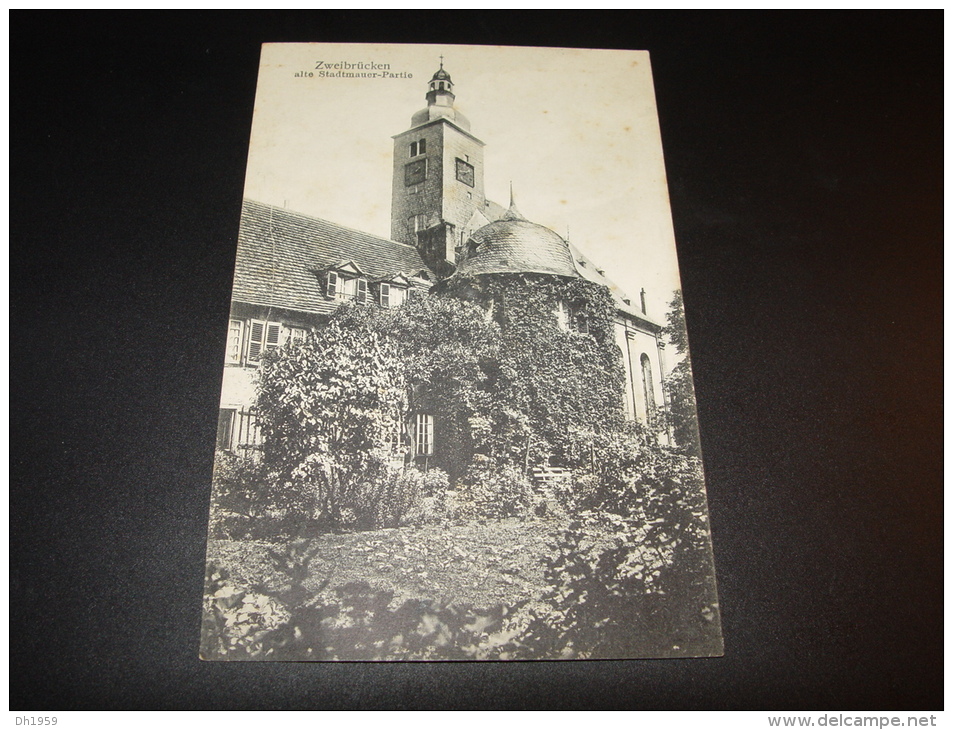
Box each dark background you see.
[11,11,942,710]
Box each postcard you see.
[201,43,722,660]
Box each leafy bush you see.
[661,290,701,453]
[374,295,501,481]
[200,562,292,659]
[208,452,275,540]
[392,466,451,526]
[444,274,627,469]
[499,448,722,658]
[255,307,407,531]
[454,457,533,520]
[201,556,520,661]
[346,463,451,529]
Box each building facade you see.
[217,63,667,458]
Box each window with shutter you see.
[247,320,266,363]
[379,283,391,308]
[247,320,282,365]
[356,278,368,303]
[265,322,281,350]
[326,270,338,298]
[225,319,244,363]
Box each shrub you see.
[499,446,722,659]
[255,307,408,532]
[455,457,533,520]
[346,463,451,529]
[201,551,520,661]
[208,452,271,540]
[200,562,292,659]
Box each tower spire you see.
[503,182,525,221]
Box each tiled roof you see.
[483,199,507,222]
[456,216,579,279]
[569,242,661,330]
[232,200,434,315]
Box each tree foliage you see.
[372,294,501,480]
[661,290,701,452]
[255,307,407,530]
[498,432,721,658]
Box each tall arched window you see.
[641,353,656,416]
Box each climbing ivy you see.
[444,273,627,470]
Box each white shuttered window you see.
[247,320,282,364]
[226,319,244,363]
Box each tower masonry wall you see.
[440,124,486,252]
[390,123,445,245]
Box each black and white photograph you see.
[201,43,723,661]
[12,11,942,709]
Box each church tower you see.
[391,60,487,275]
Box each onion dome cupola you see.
[411,57,471,131]
[427,58,454,103]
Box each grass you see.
[206,515,571,610]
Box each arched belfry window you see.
[641,353,656,415]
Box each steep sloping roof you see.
[232,200,433,315]
[569,242,661,330]
[483,199,507,222]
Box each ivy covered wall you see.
[440,272,628,472]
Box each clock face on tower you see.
[405,159,427,186]
[455,158,475,187]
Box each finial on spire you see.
[502,182,526,221]
[439,54,444,70]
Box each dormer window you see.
[326,268,369,303]
[378,282,408,308]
